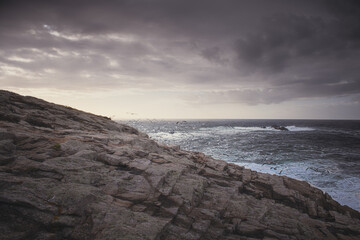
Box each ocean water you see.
[122,119,360,212]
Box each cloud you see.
[232,2,360,103]
[201,46,229,66]
[0,0,360,107]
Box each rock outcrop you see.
[271,125,289,131]
[0,90,359,240]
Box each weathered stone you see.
[0,90,359,240]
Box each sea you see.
[122,119,360,212]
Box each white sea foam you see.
[285,126,315,131]
[234,126,277,132]
[198,126,277,135]
[234,161,360,211]
[151,125,316,143]
[198,125,315,134]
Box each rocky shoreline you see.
[0,90,359,240]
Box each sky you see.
[1,0,360,119]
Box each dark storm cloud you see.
[235,7,360,74]
[1,0,360,105]
[201,47,229,66]
[230,0,360,104]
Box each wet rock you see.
[271,125,289,131]
[0,90,359,240]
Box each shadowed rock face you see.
[0,90,359,240]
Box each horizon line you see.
[115,118,360,121]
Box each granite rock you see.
[0,90,359,240]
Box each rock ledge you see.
[0,90,359,240]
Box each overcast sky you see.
[1,0,360,119]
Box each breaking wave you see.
[198,125,315,134]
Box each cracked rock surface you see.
[0,90,359,240]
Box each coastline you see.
[126,119,360,212]
[1,90,360,239]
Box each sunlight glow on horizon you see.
[3,87,359,120]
